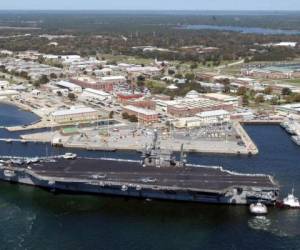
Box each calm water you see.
[179,24,300,35]
[0,103,300,250]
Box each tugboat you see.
[283,189,300,208]
[249,202,268,215]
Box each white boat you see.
[4,169,16,178]
[11,159,24,165]
[249,202,268,215]
[25,157,40,164]
[63,153,77,160]
[291,136,300,146]
[92,174,106,180]
[283,189,300,208]
[286,126,297,135]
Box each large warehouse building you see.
[51,106,99,124]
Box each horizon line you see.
[0,9,299,12]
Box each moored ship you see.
[0,132,279,205]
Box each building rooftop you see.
[84,88,111,97]
[196,110,229,118]
[124,105,158,116]
[52,106,97,117]
[203,93,239,102]
[101,76,126,81]
[55,80,82,90]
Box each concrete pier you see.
[19,122,258,155]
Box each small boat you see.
[4,169,16,178]
[291,136,300,146]
[11,159,24,165]
[25,157,40,164]
[249,202,268,215]
[283,189,300,208]
[5,139,12,143]
[91,174,106,180]
[121,185,128,192]
[285,124,297,135]
[62,153,77,160]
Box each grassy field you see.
[101,53,240,73]
[285,78,300,85]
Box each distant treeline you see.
[0,12,299,62]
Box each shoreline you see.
[0,98,41,120]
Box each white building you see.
[31,89,41,96]
[171,117,202,128]
[171,110,230,128]
[51,106,99,123]
[80,88,112,102]
[202,93,240,107]
[277,103,300,116]
[127,66,161,76]
[101,76,126,83]
[196,110,230,124]
[94,68,113,76]
[55,80,82,93]
[0,80,9,90]
[0,90,19,98]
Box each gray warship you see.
[0,131,279,205]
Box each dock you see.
[233,121,258,154]
[242,119,283,125]
[0,138,49,144]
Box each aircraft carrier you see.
[0,132,279,205]
[0,157,279,205]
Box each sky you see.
[0,0,299,11]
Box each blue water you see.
[0,103,300,250]
[179,24,300,35]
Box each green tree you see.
[270,97,279,105]
[50,73,57,79]
[109,111,114,119]
[264,86,273,95]
[242,95,249,106]
[185,73,195,82]
[190,62,198,70]
[37,75,49,85]
[255,95,265,104]
[137,75,146,87]
[68,92,76,101]
[122,112,129,119]
[237,86,247,96]
[168,69,175,75]
[292,93,300,102]
[174,73,183,78]
[282,87,292,96]
[128,115,138,123]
